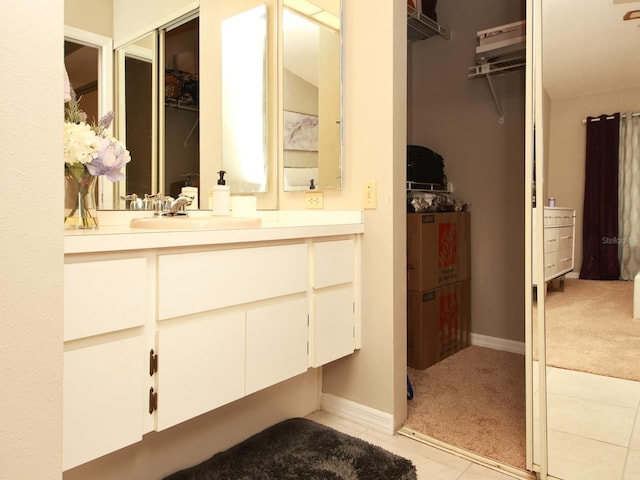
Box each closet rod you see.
[581,112,640,124]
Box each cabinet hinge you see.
[149,387,158,414]
[149,349,158,376]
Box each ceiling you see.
[542,0,640,99]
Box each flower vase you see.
[64,164,98,229]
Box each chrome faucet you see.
[167,194,192,215]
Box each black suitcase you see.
[407,145,446,186]
[422,0,437,21]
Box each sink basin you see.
[130,215,262,230]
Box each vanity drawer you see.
[312,239,354,288]
[64,258,147,341]
[158,243,309,320]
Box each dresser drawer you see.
[544,248,574,281]
[557,226,574,251]
[158,244,309,320]
[544,227,560,253]
[556,247,574,274]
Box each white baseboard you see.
[470,333,525,355]
[320,393,395,435]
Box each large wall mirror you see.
[66,0,343,210]
[282,0,342,191]
[538,1,640,478]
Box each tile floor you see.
[311,365,640,480]
[308,410,523,480]
[540,366,640,480]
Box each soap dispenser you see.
[212,170,231,216]
[181,173,199,210]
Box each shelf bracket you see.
[485,75,504,124]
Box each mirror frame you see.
[114,30,157,210]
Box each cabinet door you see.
[155,311,245,431]
[63,336,145,470]
[246,298,309,395]
[311,285,355,367]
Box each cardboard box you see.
[407,280,471,370]
[407,212,470,292]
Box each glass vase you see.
[64,164,98,229]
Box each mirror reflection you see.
[540,1,640,478]
[118,32,155,204]
[221,5,268,193]
[64,41,99,124]
[282,0,341,191]
[162,17,200,203]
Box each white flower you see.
[64,121,99,165]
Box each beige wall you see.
[113,0,198,46]
[65,0,112,36]
[1,1,64,478]
[547,85,640,272]
[408,0,526,342]
[322,0,408,426]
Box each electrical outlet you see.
[363,180,377,209]
[305,191,324,209]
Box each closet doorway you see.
[401,0,529,475]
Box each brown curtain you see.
[580,113,621,280]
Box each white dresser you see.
[532,207,576,285]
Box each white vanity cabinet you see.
[63,256,151,471]
[63,221,362,470]
[154,243,310,430]
[310,239,358,367]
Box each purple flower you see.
[98,111,114,131]
[86,136,132,181]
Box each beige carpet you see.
[538,278,640,382]
[405,346,526,469]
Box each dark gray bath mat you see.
[164,417,417,480]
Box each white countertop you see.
[64,210,364,254]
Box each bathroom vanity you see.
[62,212,363,470]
